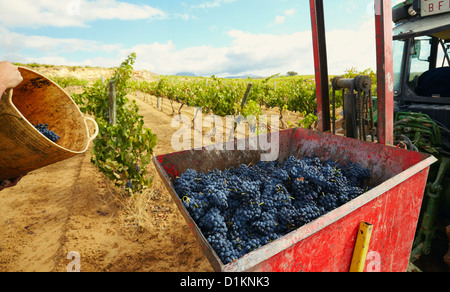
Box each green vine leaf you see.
[73,53,158,194]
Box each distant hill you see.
[176,72,264,79]
[175,72,196,77]
[14,64,160,82]
[225,74,263,79]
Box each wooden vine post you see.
[240,83,253,109]
[109,80,117,125]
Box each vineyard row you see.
[53,67,376,129]
[127,75,319,129]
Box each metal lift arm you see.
[375,0,395,145]
[310,0,395,145]
[310,0,331,133]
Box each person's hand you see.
[0,175,26,191]
[0,61,23,98]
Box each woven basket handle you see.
[84,116,99,144]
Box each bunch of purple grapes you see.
[34,123,60,143]
[174,156,371,265]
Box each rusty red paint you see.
[375,0,394,145]
[157,154,180,178]
[309,0,331,133]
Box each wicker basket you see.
[0,67,98,180]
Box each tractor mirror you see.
[411,39,421,59]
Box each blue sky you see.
[0,0,397,77]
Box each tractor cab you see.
[393,0,450,135]
[392,0,450,270]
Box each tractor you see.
[392,0,450,271]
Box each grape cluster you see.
[126,180,134,190]
[174,156,371,265]
[34,123,60,143]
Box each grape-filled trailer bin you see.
[153,128,437,272]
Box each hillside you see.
[17,64,160,82]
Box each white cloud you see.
[268,7,297,27]
[0,27,121,54]
[275,15,286,25]
[326,19,376,74]
[284,8,297,16]
[0,27,123,68]
[175,13,191,20]
[118,29,315,77]
[191,0,237,9]
[342,0,357,13]
[0,0,166,28]
[127,19,376,76]
[1,18,376,77]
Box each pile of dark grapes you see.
[34,123,60,143]
[174,156,371,265]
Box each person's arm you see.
[0,61,23,98]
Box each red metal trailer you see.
[153,128,437,272]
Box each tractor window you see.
[393,40,406,96]
[408,37,450,98]
[437,40,450,67]
[408,36,432,89]
[408,36,450,97]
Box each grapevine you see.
[73,53,158,193]
[174,156,371,265]
[129,75,317,129]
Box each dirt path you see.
[0,89,214,272]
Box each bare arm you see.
[0,61,23,98]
